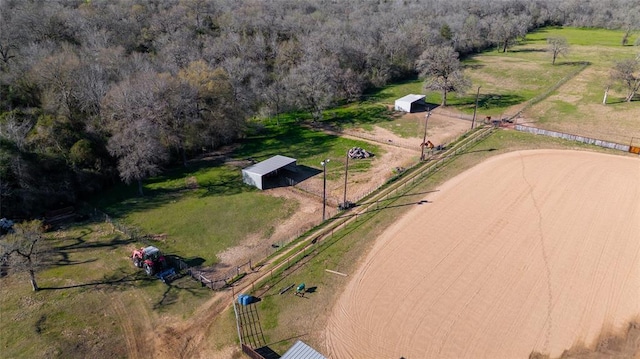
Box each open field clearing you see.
[514,28,640,145]
[324,150,640,358]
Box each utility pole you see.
[342,151,349,208]
[472,86,481,129]
[321,159,330,221]
[420,111,431,161]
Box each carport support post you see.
[343,152,349,207]
[472,86,481,129]
[321,159,330,221]
[420,111,431,161]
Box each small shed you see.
[280,340,326,359]
[242,155,297,190]
[394,94,426,113]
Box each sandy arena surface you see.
[324,150,640,359]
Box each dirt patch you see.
[395,110,473,145]
[216,187,323,266]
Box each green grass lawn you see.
[525,26,638,47]
[363,77,424,104]
[90,116,383,265]
[0,222,213,358]
[519,27,640,144]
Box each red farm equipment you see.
[131,246,167,276]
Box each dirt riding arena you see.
[324,150,640,358]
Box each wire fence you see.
[515,124,631,152]
[511,61,590,120]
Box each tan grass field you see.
[324,150,640,358]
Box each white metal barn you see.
[242,155,297,190]
[394,94,426,113]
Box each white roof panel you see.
[396,94,426,103]
[243,155,296,176]
[280,340,326,359]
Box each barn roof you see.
[280,340,326,359]
[396,94,426,103]
[243,155,297,176]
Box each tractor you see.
[131,246,167,276]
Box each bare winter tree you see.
[102,71,170,195]
[489,14,531,53]
[178,60,244,150]
[416,45,471,106]
[285,57,338,121]
[620,8,639,46]
[159,76,200,167]
[611,57,640,102]
[0,220,48,291]
[547,36,569,65]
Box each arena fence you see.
[515,124,631,152]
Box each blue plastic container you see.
[238,294,247,304]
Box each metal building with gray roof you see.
[242,155,297,190]
[280,340,326,359]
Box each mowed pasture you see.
[462,27,640,145]
[523,28,640,146]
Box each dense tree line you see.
[0,0,636,218]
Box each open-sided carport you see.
[394,94,426,113]
[242,155,297,190]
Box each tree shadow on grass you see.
[39,271,154,291]
[508,48,547,53]
[463,63,485,70]
[556,61,591,66]
[235,124,338,161]
[165,254,205,268]
[54,235,135,252]
[362,76,421,103]
[454,93,526,109]
[261,165,322,190]
[322,105,394,128]
[153,275,211,310]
